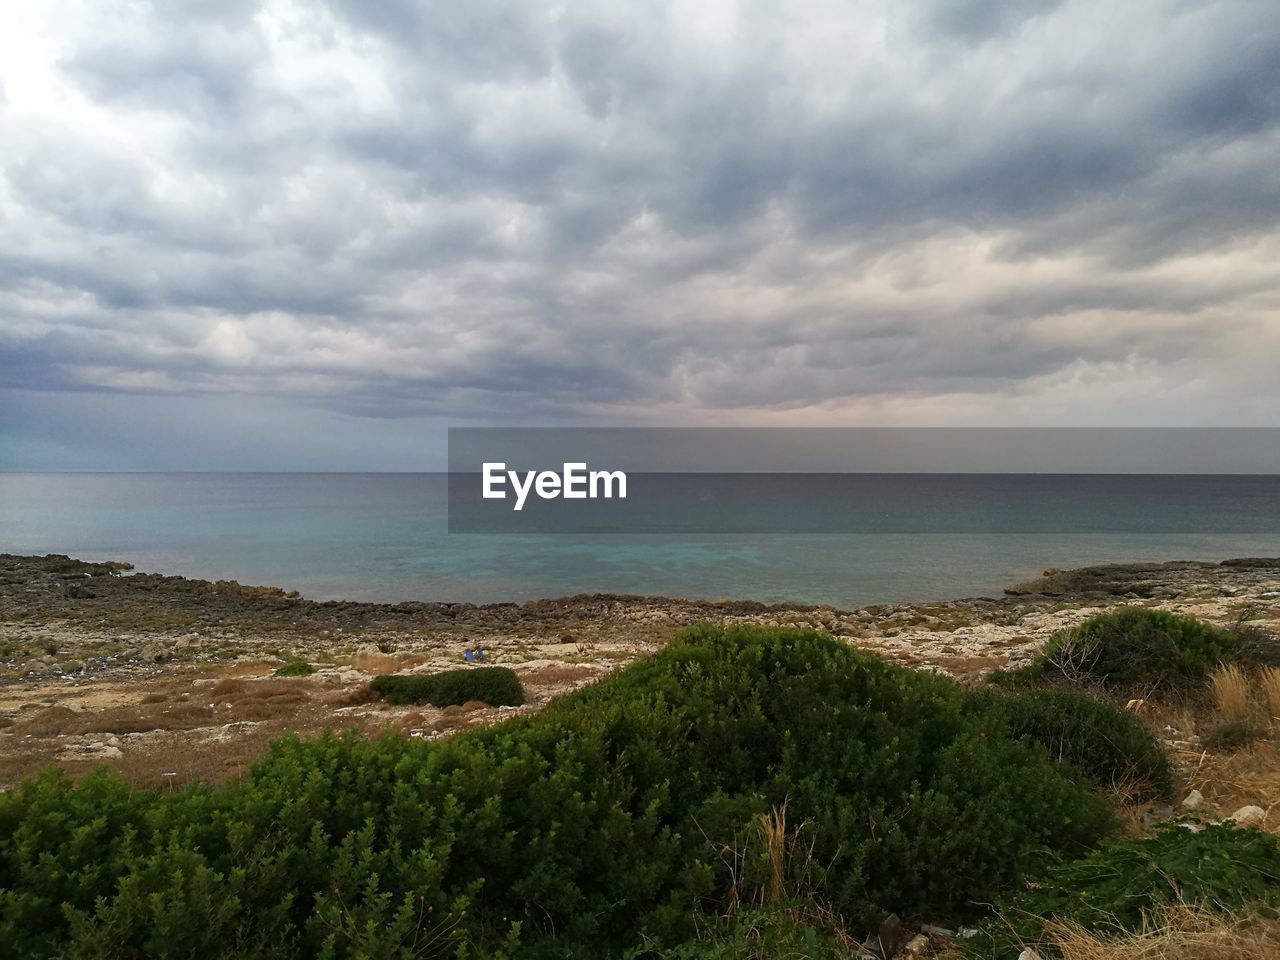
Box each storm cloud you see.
[1,0,1277,468]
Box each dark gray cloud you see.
[1,0,1278,469]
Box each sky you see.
[1,0,1278,470]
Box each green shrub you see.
[998,689,1173,801]
[965,823,1280,959]
[0,626,1117,959]
[370,666,525,707]
[996,607,1239,690]
[273,660,315,677]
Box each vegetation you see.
[370,665,525,707]
[0,625,1119,958]
[994,607,1240,690]
[966,823,1280,959]
[273,660,316,677]
[997,688,1173,801]
[627,906,857,959]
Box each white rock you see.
[904,933,929,955]
[1181,789,1204,810]
[1229,805,1265,826]
[1018,950,1044,960]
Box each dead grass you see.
[7,676,317,740]
[11,701,219,737]
[348,650,430,674]
[1259,667,1280,733]
[1209,664,1252,729]
[518,663,602,687]
[1181,738,1280,829]
[1042,905,1280,960]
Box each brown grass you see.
[349,650,402,674]
[1181,737,1280,830]
[11,701,219,736]
[348,651,431,674]
[1209,664,1252,729]
[518,663,603,687]
[1042,905,1280,959]
[1259,667,1280,733]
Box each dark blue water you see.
[1,473,1277,606]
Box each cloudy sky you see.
[1,0,1277,470]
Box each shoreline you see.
[2,552,1278,788]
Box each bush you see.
[998,689,1173,801]
[996,607,1239,690]
[273,660,315,677]
[965,823,1280,959]
[0,626,1117,959]
[370,665,525,707]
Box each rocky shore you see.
[2,552,1278,788]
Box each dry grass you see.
[1134,683,1280,830]
[349,650,401,674]
[1181,738,1280,830]
[348,650,430,674]
[1042,905,1280,959]
[1259,667,1280,733]
[1209,664,1252,729]
[518,663,603,687]
[11,701,219,737]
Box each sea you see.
[1,472,1278,608]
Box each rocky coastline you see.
[2,552,1278,788]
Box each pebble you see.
[1181,789,1204,810]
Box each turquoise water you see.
[1,472,1277,606]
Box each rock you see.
[903,933,929,955]
[1018,950,1044,960]
[920,924,955,938]
[322,669,365,683]
[1229,805,1265,826]
[1181,789,1204,810]
[139,643,170,663]
[861,913,901,960]
[1141,802,1173,824]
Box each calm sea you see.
[1,472,1277,607]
